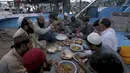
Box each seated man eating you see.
[22,48,53,73]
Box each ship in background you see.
[0,0,130,47]
[76,0,130,47]
[0,0,127,15]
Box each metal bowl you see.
[73,52,86,62]
[59,60,77,73]
[70,44,83,52]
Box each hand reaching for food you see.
[78,59,84,66]
[51,25,54,29]
[78,59,87,72]
[54,62,60,73]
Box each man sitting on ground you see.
[68,16,82,33]
[62,12,71,26]
[80,32,129,73]
[79,53,124,73]
[17,17,46,49]
[22,48,53,73]
[80,17,94,40]
[33,15,58,42]
[0,31,32,73]
[99,18,118,51]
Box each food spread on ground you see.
[72,46,81,51]
[46,47,57,53]
[46,38,84,73]
[61,49,73,59]
[59,64,73,73]
[46,43,58,53]
[73,52,86,61]
[56,42,65,46]
[56,34,68,40]
[70,44,83,51]
[63,39,75,45]
[59,61,77,73]
[74,38,83,44]
[74,54,82,61]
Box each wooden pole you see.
[50,1,52,12]
[80,0,82,11]
[63,0,70,13]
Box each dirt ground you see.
[0,28,17,59]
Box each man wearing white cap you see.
[0,31,32,73]
[57,12,70,31]
[79,32,129,73]
[62,12,71,26]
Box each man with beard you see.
[34,15,58,42]
[16,17,46,49]
[0,31,32,73]
[34,16,57,42]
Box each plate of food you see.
[61,49,73,59]
[46,44,58,53]
[59,60,77,73]
[73,52,87,62]
[74,38,83,44]
[63,39,75,45]
[56,34,68,40]
[56,41,65,47]
[70,44,83,52]
[46,47,57,53]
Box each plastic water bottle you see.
[76,29,80,38]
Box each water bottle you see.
[76,29,80,38]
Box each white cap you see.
[87,32,101,45]
[64,12,68,16]
[13,28,26,38]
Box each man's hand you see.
[54,62,60,73]
[50,24,57,32]
[46,59,53,65]
[78,59,84,67]
[50,25,54,29]
[78,59,87,72]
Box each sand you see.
[0,28,17,59]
